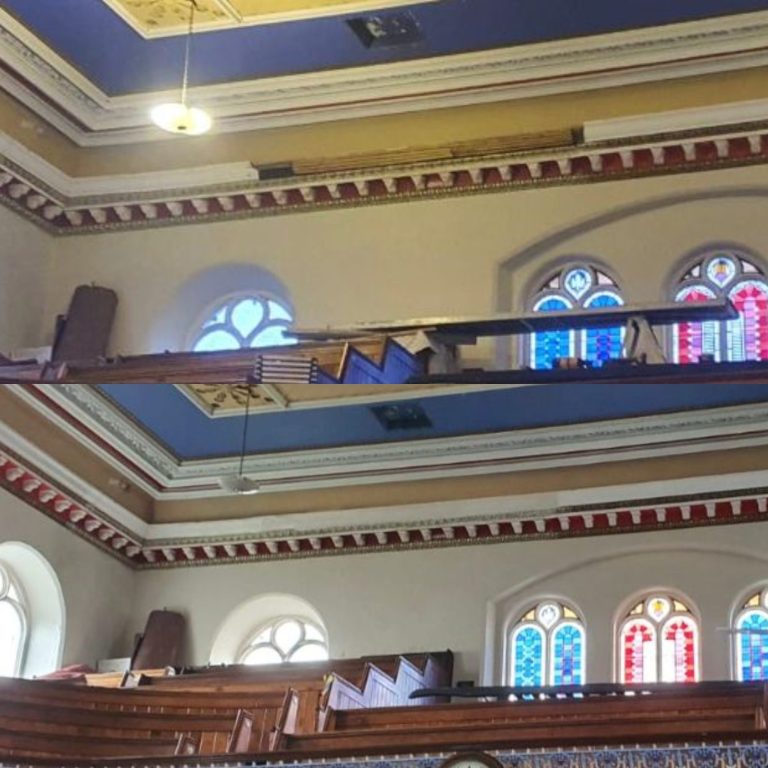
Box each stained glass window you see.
[192,294,296,352]
[0,565,26,677]
[508,601,585,686]
[672,251,768,363]
[734,588,768,681]
[528,265,624,369]
[239,618,328,665]
[618,594,699,683]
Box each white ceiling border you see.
[9,384,768,500]
[2,9,768,145]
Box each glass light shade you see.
[219,474,260,495]
[150,103,212,136]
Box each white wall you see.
[129,521,768,685]
[0,487,136,671]
[40,163,768,367]
[0,206,51,356]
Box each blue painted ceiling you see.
[3,0,768,95]
[96,383,768,461]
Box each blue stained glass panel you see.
[551,624,584,685]
[531,296,573,370]
[583,292,623,367]
[738,611,768,681]
[513,626,544,686]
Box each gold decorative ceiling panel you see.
[180,383,456,416]
[103,0,432,36]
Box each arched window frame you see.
[525,263,625,370]
[506,600,586,687]
[237,616,329,666]
[617,592,700,684]
[733,586,768,682]
[189,290,297,353]
[670,249,768,363]
[0,563,28,677]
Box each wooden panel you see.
[51,286,117,363]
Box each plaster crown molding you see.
[15,385,768,499]
[2,8,768,145]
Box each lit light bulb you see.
[151,103,212,136]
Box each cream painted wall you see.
[4,476,768,684]
[129,522,768,685]
[41,162,768,367]
[0,487,136,671]
[0,206,51,356]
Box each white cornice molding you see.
[12,384,768,501]
[3,9,768,145]
[585,98,768,143]
[0,418,149,538]
[0,99,766,214]
[143,469,768,544]
[2,422,768,561]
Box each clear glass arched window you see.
[618,594,699,684]
[527,264,624,370]
[192,294,296,352]
[0,564,26,677]
[734,587,768,681]
[239,618,329,666]
[508,601,585,686]
[672,250,768,363]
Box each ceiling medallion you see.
[150,0,213,136]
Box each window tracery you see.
[508,601,585,686]
[0,564,26,677]
[238,617,328,666]
[192,294,296,352]
[734,588,768,681]
[618,594,699,684]
[528,264,624,369]
[672,250,768,363]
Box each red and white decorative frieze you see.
[2,444,768,570]
[1,128,766,235]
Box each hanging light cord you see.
[237,384,252,479]
[180,0,198,106]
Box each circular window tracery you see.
[192,294,296,352]
[618,593,699,684]
[672,250,768,363]
[239,618,329,666]
[527,263,624,369]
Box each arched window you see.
[618,593,699,683]
[734,587,768,681]
[192,294,296,352]
[528,264,624,369]
[239,617,329,665]
[672,250,768,363]
[0,564,26,677]
[508,601,585,686]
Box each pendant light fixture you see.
[219,384,261,495]
[151,0,212,136]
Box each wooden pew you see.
[325,683,766,731]
[0,728,181,758]
[0,700,240,753]
[281,682,767,756]
[0,651,452,760]
[0,676,287,714]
